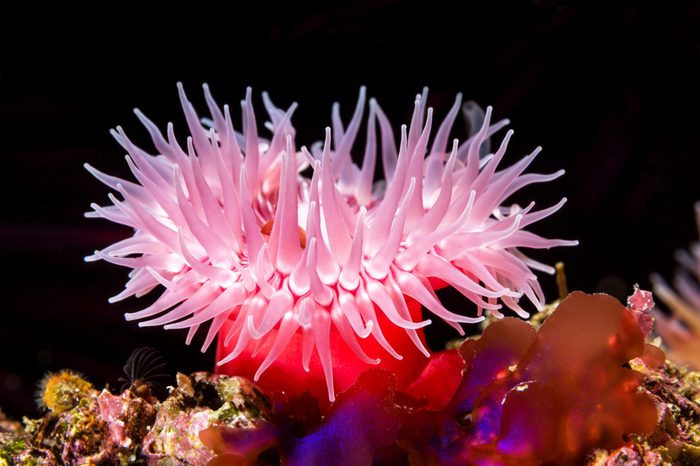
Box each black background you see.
[2,1,700,417]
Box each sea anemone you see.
[86,84,576,400]
[650,202,700,368]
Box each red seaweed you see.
[206,292,661,465]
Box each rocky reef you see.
[2,293,700,465]
[0,372,271,465]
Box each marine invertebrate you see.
[36,370,92,414]
[118,347,168,395]
[86,84,575,400]
[651,202,700,368]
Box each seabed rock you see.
[142,372,272,465]
[3,358,699,465]
[587,357,700,466]
[2,294,700,466]
[0,372,271,465]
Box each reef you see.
[3,292,700,465]
[0,372,270,465]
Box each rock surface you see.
[1,372,271,465]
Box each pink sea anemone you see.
[650,202,700,368]
[86,84,576,400]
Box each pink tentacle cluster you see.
[86,84,576,400]
[651,202,700,367]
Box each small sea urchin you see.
[86,84,576,400]
[36,370,92,414]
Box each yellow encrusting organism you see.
[37,370,93,414]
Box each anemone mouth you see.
[86,83,576,400]
[261,219,307,249]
